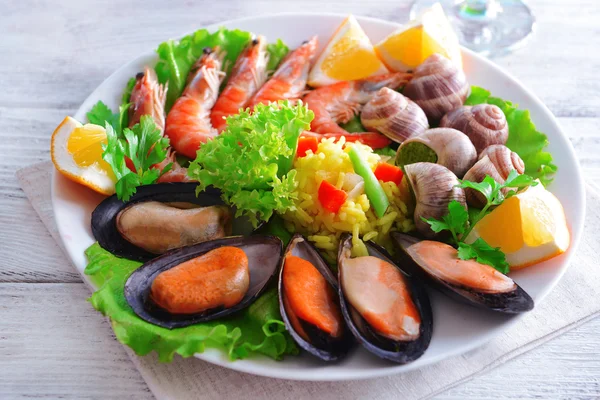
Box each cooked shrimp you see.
[165,48,226,159]
[156,150,194,183]
[247,36,318,108]
[302,73,412,148]
[128,67,167,131]
[210,36,269,132]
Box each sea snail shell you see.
[396,128,477,178]
[361,87,429,143]
[440,104,509,154]
[463,145,526,208]
[404,162,467,238]
[403,54,469,123]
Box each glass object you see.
[410,0,536,56]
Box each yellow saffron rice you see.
[282,137,415,263]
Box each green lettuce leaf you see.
[188,101,313,226]
[266,39,289,72]
[339,115,366,133]
[155,28,289,111]
[373,146,397,160]
[119,77,137,128]
[465,86,558,186]
[84,243,298,362]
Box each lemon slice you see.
[374,3,462,72]
[308,15,389,87]
[465,183,570,269]
[51,116,116,195]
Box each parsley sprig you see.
[422,170,538,274]
[87,100,128,134]
[102,115,171,201]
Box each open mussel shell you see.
[278,234,353,361]
[92,182,255,262]
[337,234,433,364]
[125,235,282,329]
[391,232,534,313]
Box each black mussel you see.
[92,183,254,261]
[337,234,433,364]
[278,234,353,361]
[391,233,534,313]
[125,235,282,329]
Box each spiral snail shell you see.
[463,145,526,207]
[440,104,509,154]
[403,54,469,123]
[396,128,477,178]
[360,87,429,143]
[404,162,467,238]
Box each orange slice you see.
[375,3,462,72]
[465,183,570,269]
[51,116,116,195]
[308,15,389,87]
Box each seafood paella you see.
[50,7,569,365]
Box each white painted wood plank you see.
[0,0,598,116]
[0,282,598,399]
[0,283,151,399]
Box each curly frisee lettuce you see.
[188,101,314,226]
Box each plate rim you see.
[50,11,586,381]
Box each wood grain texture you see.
[1,0,600,398]
[0,282,599,399]
[0,283,151,399]
[0,0,599,116]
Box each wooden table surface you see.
[2,0,600,398]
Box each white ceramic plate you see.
[51,13,586,381]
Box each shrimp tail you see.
[155,149,194,183]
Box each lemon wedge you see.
[374,3,462,72]
[465,183,570,269]
[51,116,116,195]
[308,15,389,87]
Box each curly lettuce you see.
[84,243,298,362]
[188,101,313,226]
[465,86,558,186]
[155,28,289,111]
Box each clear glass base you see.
[410,0,536,57]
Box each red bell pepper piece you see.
[318,180,348,213]
[374,163,404,185]
[296,136,319,158]
[125,157,136,173]
[300,131,391,149]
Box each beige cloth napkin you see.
[17,161,600,400]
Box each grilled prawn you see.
[248,36,318,108]
[210,36,269,132]
[302,73,412,148]
[164,48,226,159]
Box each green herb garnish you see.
[423,170,537,273]
[86,100,127,133]
[102,115,171,201]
